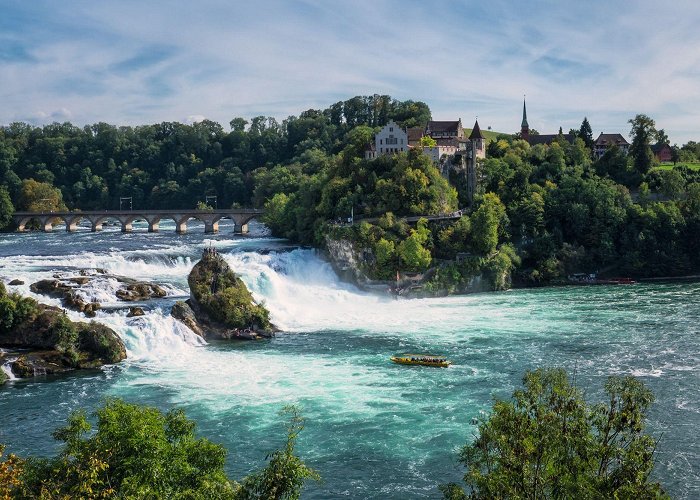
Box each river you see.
[0,220,698,498]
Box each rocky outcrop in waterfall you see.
[0,281,126,383]
[172,248,275,340]
[30,271,167,317]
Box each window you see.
[390,127,393,132]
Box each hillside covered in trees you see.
[1,96,699,286]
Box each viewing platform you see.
[12,209,265,234]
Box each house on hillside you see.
[651,142,674,162]
[364,120,408,159]
[365,116,486,205]
[593,133,630,158]
[407,127,424,148]
[426,120,465,143]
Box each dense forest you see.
[1,95,699,284]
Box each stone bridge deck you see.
[13,209,265,234]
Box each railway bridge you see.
[12,209,264,234]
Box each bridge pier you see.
[42,219,53,232]
[91,222,102,232]
[234,223,249,234]
[175,218,188,234]
[121,221,133,233]
[65,216,81,232]
[204,221,219,233]
[148,221,159,232]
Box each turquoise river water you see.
[0,220,698,498]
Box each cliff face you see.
[0,282,126,382]
[172,250,274,340]
[324,237,388,292]
[324,235,508,297]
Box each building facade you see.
[365,120,408,159]
[593,133,630,158]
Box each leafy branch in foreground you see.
[238,405,320,499]
[442,368,668,499]
[4,399,317,499]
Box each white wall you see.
[375,120,408,155]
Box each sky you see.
[2,0,700,143]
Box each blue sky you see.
[2,0,700,143]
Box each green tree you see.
[658,169,685,199]
[374,237,397,277]
[442,368,667,499]
[16,400,318,499]
[655,128,669,145]
[470,193,507,255]
[578,117,593,148]
[628,114,657,175]
[17,179,66,212]
[0,186,14,230]
[19,399,236,498]
[420,135,437,148]
[397,218,432,271]
[238,406,320,499]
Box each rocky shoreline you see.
[0,282,126,383]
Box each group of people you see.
[202,246,219,257]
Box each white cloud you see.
[1,0,700,142]
[185,114,207,124]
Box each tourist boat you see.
[390,354,452,368]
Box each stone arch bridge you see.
[13,209,264,234]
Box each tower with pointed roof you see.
[521,97,529,141]
[469,119,486,160]
[463,119,486,205]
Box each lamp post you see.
[119,197,132,211]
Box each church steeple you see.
[521,97,530,141]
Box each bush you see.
[442,368,667,499]
[12,400,317,499]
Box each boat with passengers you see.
[390,354,451,368]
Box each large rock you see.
[172,249,275,340]
[30,272,167,316]
[30,279,101,317]
[0,287,127,381]
[116,283,167,302]
[171,301,205,338]
[127,306,146,317]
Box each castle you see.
[365,118,486,204]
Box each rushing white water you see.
[1,230,699,498]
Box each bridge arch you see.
[90,214,138,232]
[12,209,265,234]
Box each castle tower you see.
[469,119,486,159]
[521,97,529,141]
[460,119,486,206]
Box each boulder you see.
[116,283,167,301]
[0,297,127,381]
[8,279,24,286]
[171,249,275,340]
[127,306,145,317]
[171,301,205,338]
[31,273,167,315]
